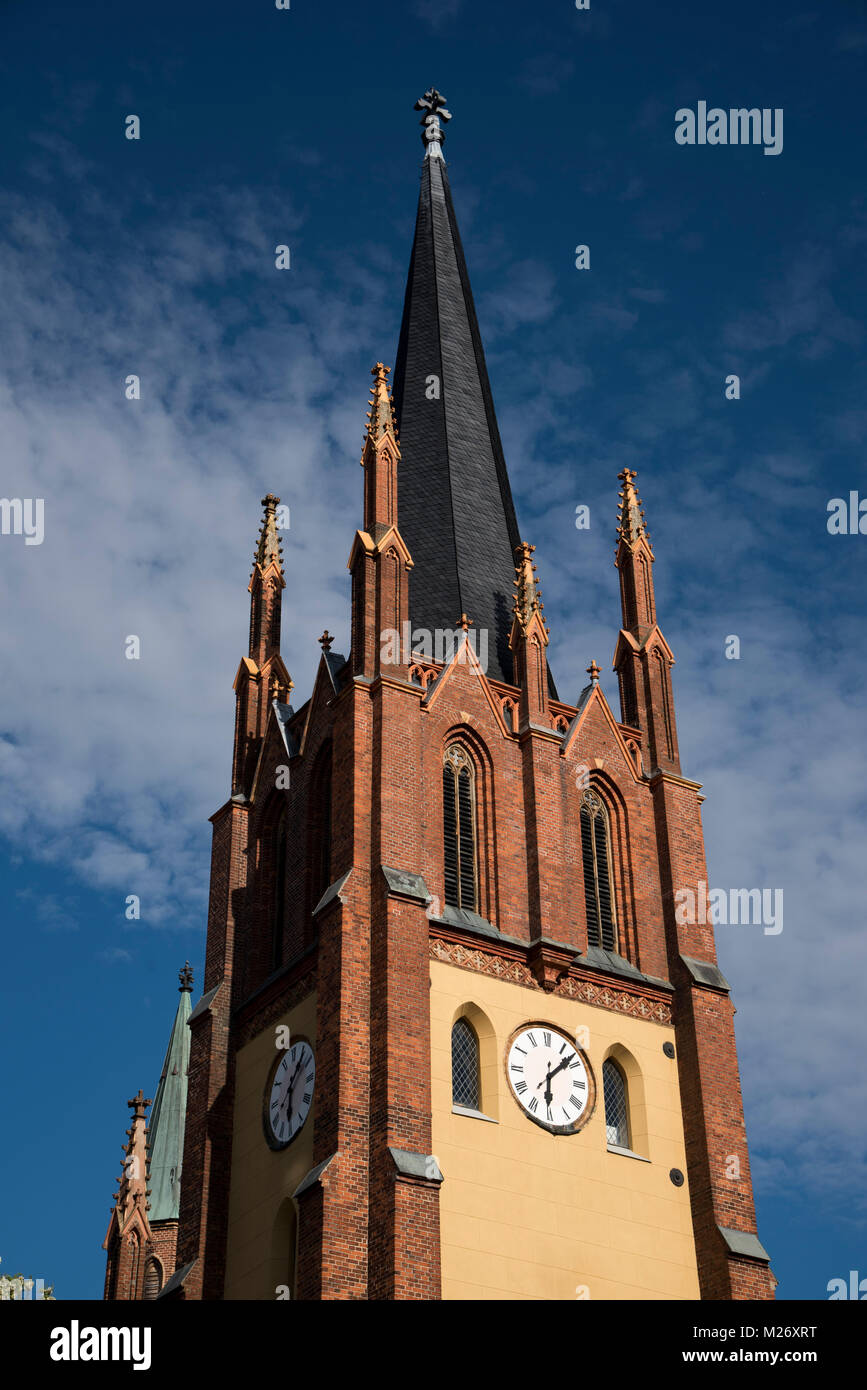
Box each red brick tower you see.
[169,92,773,1302]
[613,470,774,1298]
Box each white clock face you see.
[265,1040,315,1149]
[506,1024,595,1134]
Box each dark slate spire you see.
[393,91,541,689]
[146,963,193,1223]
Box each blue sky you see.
[0,0,865,1301]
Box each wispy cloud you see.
[0,177,390,924]
[516,55,575,98]
[411,0,463,29]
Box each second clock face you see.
[506,1024,595,1135]
[265,1040,315,1150]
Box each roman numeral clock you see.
[263,1040,316,1150]
[506,1025,596,1135]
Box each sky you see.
[0,0,865,1302]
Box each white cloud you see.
[0,180,383,924]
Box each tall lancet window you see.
[272,805,288,971]
[580,789,617,952]
[308,743,333,921]
[451,1018,480,1110]
[443,744,477,911]
[143,1257,163,1301]
[603,1060,630,1148]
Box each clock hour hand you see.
[536,1062,554,1109]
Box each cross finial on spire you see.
[587,659,601,685]
[127,1089,151,1121]
[319,630,334,653]
[414,88,452,156]
[456,612,474,633]
[178,962,194,993]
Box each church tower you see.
[168,92,773,1301]
[103,964,193,1299]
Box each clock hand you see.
[547,1051,576,1084]
[281,1057,303,1112]
[536,1062,554,1109]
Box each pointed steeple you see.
[115,1089,151,1225]
[361,363,401,541]
[349,363,413,679]
[232,496,293,795]
[248,493,286,667]
[146,964,193,1223]
[364,361,399,452]
[509,541,550,727]
[511,541,548,639]
[616,468,652,551]
[392,92,544,689]
[615,468,656,634]
[613,469,680,773]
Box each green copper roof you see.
[146,967,193,1223]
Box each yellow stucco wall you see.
[431,961,700,1300]
[223,993,316,1300]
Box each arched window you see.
[106,1236,119,1301]
[603,1059,630,1148]
[451,1017,480,1110]
[443,745,477,910]
[127,1233,141,1300]
[142,1257,162,1301]
[580,789,617,951]
[308,744,332,919]
[272,805,287,971]
[271,1199,298,1300]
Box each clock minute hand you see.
[537,1053,575,1087]
[547,1051,576,1084]
[282,1057,303,1111]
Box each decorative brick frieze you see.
[429,931,673,1025]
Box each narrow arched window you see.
[142,1257,162,1301]
[272,805,287,971]
[451,1018,480,1109]
[272,1199,298,1300]
[106,1237,120,1301]
[308,744,333,919]
[603,1059,629,1148]
[128,1234,141,1300]
[443,745,477,911]
[580,789,617,951]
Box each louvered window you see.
[581,790,617,951]
[451,1018,480,1109]
[272,806,287,971]
[603,1060,629,1148]
[143,1258,162,1301]
[443,745,477,910]
[308,745,333,921]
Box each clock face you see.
[505,1024,595,1135]
[264,1039,315,1150]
